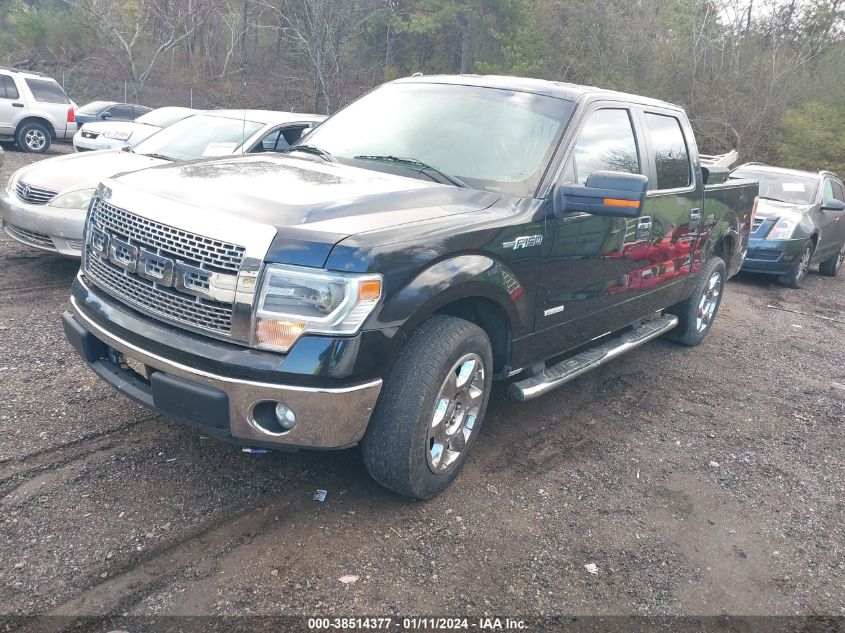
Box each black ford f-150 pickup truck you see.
[62,75,758,498]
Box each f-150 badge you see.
[502,235,543,250]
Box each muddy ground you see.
[0,144,843,629]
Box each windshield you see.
[77,101,114,115]
[731,170,818,205]
[302,82,574,196]
[133,114,264,161]
[135,107,194,128]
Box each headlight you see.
[7,168,23,192]
[102,129,132,141]
[766,218,798,240]
[252,265,383,352]
[48,188,97,209]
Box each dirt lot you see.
[0,144,843,629]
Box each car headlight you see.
[48,188,97,209]
[766,218,798,240]
[7,168,23,192]
[252,265,383,352]
[102,129,132,141]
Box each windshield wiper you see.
[139,152,175,161]
[354,155,468,188]
[286,144,336,163]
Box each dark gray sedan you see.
[732,164,845,287]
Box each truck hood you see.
[111,154,501,237]
[14,149,167,194]
[754,197,810,221]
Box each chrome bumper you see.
[67,296,382,449]
[0,189,85,256]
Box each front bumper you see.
[0,189,85,256]
[740,237,806,275]
[72,131,125,152]
[63,278,384,450]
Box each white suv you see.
[0,67,77,153]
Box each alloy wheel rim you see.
[696,270,722,334]
[796,246,811,282]
[25,129,46,150]
[426,353,485,474]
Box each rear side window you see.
[24,78,69,104]
[0,75,19,100]
[832,180,845,202]
[567,108,640,184]
[645,113,691,190]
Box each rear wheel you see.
[16,122,51,154]
[779,240,813,288]
[361,315,493,499]
[665,256,726,347]
[818,241,845,277]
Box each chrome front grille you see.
[83,199,245,338]
[92,200,245,272]
[3,223,55,249]
[16,181,58,205]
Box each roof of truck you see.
[394,74,685,112]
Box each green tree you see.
[776,101,845,175]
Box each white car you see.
[1,110,324,256]
[73,106,195,152]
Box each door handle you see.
[12,103,24,108]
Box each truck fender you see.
[375,254,530,338]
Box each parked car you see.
[73,101,152,126]
[74,106,195,152]
[0,66,77,153]
[1,110,323,256]
[62,75,758,499]
[732,163,845,287]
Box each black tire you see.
[16,122,51,154]
[665,256,726,347]
[778,240,813,288]
[818,241,845,277]
[361,315,493,499]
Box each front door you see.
[0,74,22,137]
[816,177,845,261]
[534,105,654,356]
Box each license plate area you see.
[106,347,152,383]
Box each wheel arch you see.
[16,116,57,140]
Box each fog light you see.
[274,403,296,430]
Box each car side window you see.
[821,179,835,204]
[108,105,135,120]
[281,125,308,146]
[255,130,283,152]
[644,113,691,190]
[832,180,845,202]
[564,108,640,185]
[0,75,19,100]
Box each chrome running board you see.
[509,314,679,401]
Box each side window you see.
[0,75,19,100]
[108,105,135,120]
[832,180,845,202]
[644,113,691,190]
[821,179,834,204]
[255,130,282,152]
[281,125,307,146]
[564,109,640,185]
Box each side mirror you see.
[554,171,649,219]
[821,199,845,212]
[101,111,112,120]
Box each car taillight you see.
[67,108,75,123]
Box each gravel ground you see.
[0,144,843,628]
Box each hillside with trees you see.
[1,0,843,171]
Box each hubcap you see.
[696,270,723,334]
[24,129,46,151]
[426,353,485,474]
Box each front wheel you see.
[16,122,51,154]
[779,240,813,288]
[665,256,726,347]
[818,241,845,277]
[361,315,493,499]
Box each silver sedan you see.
[0,109,324,257]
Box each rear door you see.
[534,103,654,355]
[0,73,23,136]
[636,108,701,306]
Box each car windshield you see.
[731,170,818,205]
[301,82,574,196]
[133,114,264,161]
[25,78,69,104]
[135,107,194,128]
[77,101,114,115]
